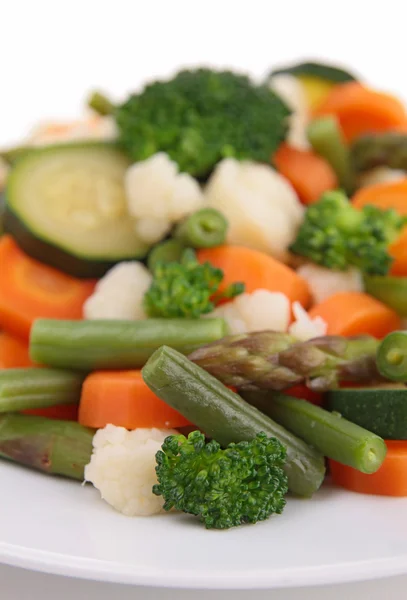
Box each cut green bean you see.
[147,239,185,272]
[377,331,407,382]
[142,345,326,497]
[174,208,228,248]
[244,391,386,474]
[87,91,115,116]
[363,275,407,317]
[307,116,355,193]
[30,318,228,371]
[0,368,85,412]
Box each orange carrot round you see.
[274,143,338,205]
[315,81,407,142]
[79,370,192,430]
[308,292,401,338]
[197,245,311,307]
[284,384,323,406]
[0,331,34,368]
[352,179,407,213]
[330,441,407,496]
[0,236,96,339]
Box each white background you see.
[1,0,407,597]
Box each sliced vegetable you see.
[29,317,228,371]
[351,132,407,173]
[308,292,402,337]
[330,441,407,496]
[352,179,407,214]
[270,61,358,84]
[79,370,191,429]
[87,91,115,116]
[307,116,355,192]
[0,332,33,368]
[147,239,185,272]
[377,331,407,382]
[327,385,407,439]
[142,345,326,497]
[4,143,151,278]
[389,229,407,276]
[197,245,311,307]
[0,368,84,412]
[315,82,407,142]
[363,274,407,317]
[274,143,338,205]
[23,404,79,421]
[243,392,386,474]
[0,413,93,480]
[0,236,96,340]
[174,208,228,248]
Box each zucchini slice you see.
[270,61,358,84]
[4,143,150,278]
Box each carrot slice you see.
[197,245,311,307]
[0,236,96,339]
[0,331,34,368]
[330,441,407,496]
[23,404,79,421]
[274,143,338,205]
[315,81,407,142]
[284,384,323,406]
[79,370,192,430]
[307,292,401,338]
[352,179,407,214]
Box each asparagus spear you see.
[0,414,93,480]
[189,331,382,392]
[351,132,407,173]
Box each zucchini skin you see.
[270,61,358,83]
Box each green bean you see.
[174,208,228,248]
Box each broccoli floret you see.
[143,248,244,319]
[115,68,290,177]
[153,430,288,529]
[290,190,407,275]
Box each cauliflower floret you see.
[83,261,152,320]
[205,158,304,261]
[125,153,205,244]
[288,302,327,341]
[297,263,363,305]
[269,74,310,150]
[85,425,177,517]
[209,289,291,334]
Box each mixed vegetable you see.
[2,59,407,530]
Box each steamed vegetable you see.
[143,249,244,319]
[270,61,358,84]
[174,208,228,248]
[297,263,363,305]
[0,332,33,368]
[0,413,94,480]
[287,301,327,341]
[147,239,185,273]
[363,274,407,317]
[376,331,407,382]
[268,74,309,149]
[244,392,386,474]
[153,430,288,529]
[0,236,96,340]
[188,331,381,392]
[351,132,407,173]
[142,345,326,497]
[352,179,407,214]
[290,190,407,276]
[4,143,151,278]
[115,68,291,177]
[30,317,228,370]
[204,158,304,261]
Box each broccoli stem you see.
[147,239,186,272]
[174,208,228,249]
[377,331,407,382]
[87,91,115,116]
[243,391,387,474]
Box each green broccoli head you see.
[290,190,407,275]
[153,430,288,530]
[115,68,291,177]
[143,248,244,319]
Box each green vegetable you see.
[189,331,381,392]
[0,413,93,480]
[174,208,228,249]
[0,146,31,165]
[307,116,355,193]
[142,346,326,497]
[327,385,407,440]
[30,317,228,371]
[143,248,244,319]
[269,61,357,84]
[0,368,85,412]
[289,190,407,275]
[243,391,386,474]
[115,68,290,177]
[153,430,288,529]
[377,331,407,382]
[87,91,115,116]
[364,274,407,317]
[147,239,186,272]
[4,142,151,278]
[351,132,407,173]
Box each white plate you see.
[1,459,407,589]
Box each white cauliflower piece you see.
[269,74,310,150]
[125,153,205,244]
[85,425,177,517]
[289,302,327,341]
[205,158,304,261]
[83,261,152,320]
[297,263,363,305]
[209,289,291,334]
[358,167,406,188]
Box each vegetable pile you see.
[2,59,407,529]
